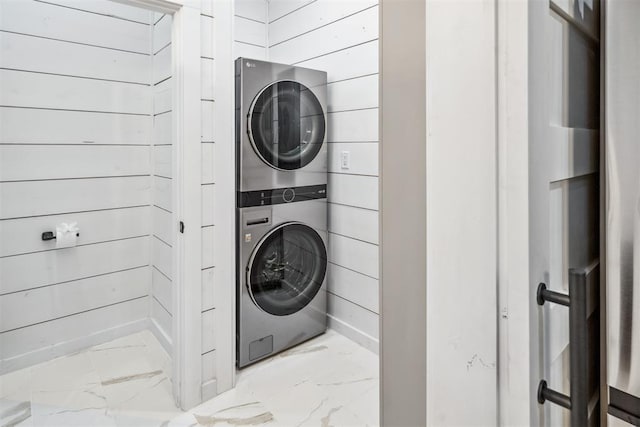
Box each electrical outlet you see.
[340,151,350,169]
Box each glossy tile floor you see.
[0,330,178,427]
[0,329,379,426]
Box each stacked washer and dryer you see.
[235,58,329,368]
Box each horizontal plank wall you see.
[150,11,174,354]
[234,0,267,60]
[0,0,153,373]
[268,0,380,353]
[201,0,218,401]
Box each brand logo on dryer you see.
[246,61,256,68]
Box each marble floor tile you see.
[176,329,379,427]
[0,329,378,427]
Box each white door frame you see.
[114,0,204,410]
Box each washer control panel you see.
[237,185,326,208]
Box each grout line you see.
[154,76,172,86]
[0,265,150,297]
[0,295,149,334]
[233,40,267,49]
[153,234,172,249]
[152,265,172,282]
[327,290,379,316]
[269,0,318,24]
[152,295,172,317]
[0,143,152,146]
[152,265,172,281]
[327,171,378,178]
[329,231,378,247]
[292,38,378,66]
[234,14,265,24]
[327,106,378,115]
[327,201,379,214]
[1,235,151,259]
[0,30,150,56]
[0,105,151,117]
[201,348,216,356]
[0,67,150,86]
[153,42,171,56]
[328,261,379,281]
[269,4,378,48]
[153,205,172,215]
[326,141,379,144]
[327,72,378,86]
[34,0,151,25]
[327,201,379,213]
[328,106,379,114]
[291,37,379,65]
[0,204,151,222]
[1,174,150,184]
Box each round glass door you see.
[248,80,325,170]
[248,223,327,316]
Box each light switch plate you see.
[340,151,350,169]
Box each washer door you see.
[248,80,325,170]
[247,222,327,316]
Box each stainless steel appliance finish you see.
[606,2,640,424]
[235,58,328,193]
[236,198,328,368]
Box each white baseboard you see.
[148,317,172,356]
[328,314,380,355]
[201,378,218,402]
[0,318,148,375]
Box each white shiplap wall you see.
[0,0,154,373]
[234,0,268,60]
[150,12,174,352]
[201,2,218,401]
[267,0,380,352]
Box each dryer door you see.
[247,222,327,316]
[248,80,326,170]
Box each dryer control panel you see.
[237,184,327,208]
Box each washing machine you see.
[235,57,328,192]
[235,58,329,367]
[236,189,328,368]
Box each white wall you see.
[0,0,153,373]
[201,1,225,402]
[425,1,498,425]
[150,12,174,352]
[0,0,236,406]
[234,0,267,60]
[267,0,380,353]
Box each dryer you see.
[235,58,328,193]
[236,189,328,368]
[235,58,329,368]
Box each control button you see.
[282,188,295,202]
